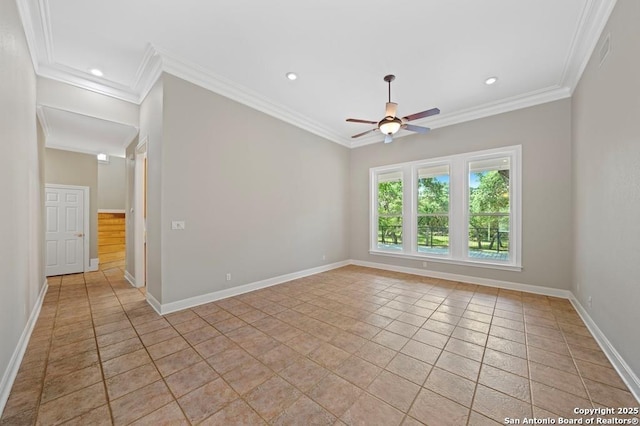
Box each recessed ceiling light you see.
[89,68,104,77]
[285,72,298,81]
[485,76,498,85]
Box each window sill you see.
[369,249,522,272]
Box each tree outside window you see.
[377,172,403,250]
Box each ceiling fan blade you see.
[346,118,377,124]
[385,102,398,118]
[403,124,431,134]
[351,128,378,138]
[384,134,393,144]
[402,107,440,122]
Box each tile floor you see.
[1,265,638,425]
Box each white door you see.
[45,186,86,276]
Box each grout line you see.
[523,299,536,418]
[463,291,496,425]
[4,266,635,425]
[85,270,116,425]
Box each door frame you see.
[44,184,91,273]
[134,138,147,288]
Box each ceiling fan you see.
[346,74,440,143]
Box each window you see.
[376,171,403,251]
[468,157,510,261]
[370,146,521,270]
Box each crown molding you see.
[45,142,127,158]
[36,0,54,63]
[132,44,163,103]
[18,0,616,148]
[349,85,572,149]
[16,0,158,104]
[44,143,102,157]
[39,105,139,156]
[155,47,352,147]
[45,141,126,161]
[15,0,40,72]
[38,63,141,103]
[560,0,618,92]
[35,105,50,137]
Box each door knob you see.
[75,233,84,237]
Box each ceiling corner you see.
[560,0,618,92]
[133,44,163,103]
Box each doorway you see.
[44,184,90,276]
[134,140,147,288]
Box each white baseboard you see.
[569,296,640,403]
[350,259,572,299]
[137,257,638,402]
[147,292,162,315]
[152,260,350,315]
[88,258,99,272]
[0,280,48,416]
[124,270,136,287]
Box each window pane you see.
[378,216,403,250]
[417,165,449,254]
[468,158,510,261]
[417,216,449,255]
[377,172,403,250]
[378,172,402,214]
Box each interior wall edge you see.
[569,296,640,403]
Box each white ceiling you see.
[37,106,138,158]
[18,0,616,149]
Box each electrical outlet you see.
[171,221,186,230]
[322,254,326,261]
[422,261,428,268]
[588,296,592,308]
[226,273,231,281]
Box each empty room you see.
[1,0,638,424]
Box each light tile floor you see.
[1,265,638,425]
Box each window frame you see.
[369,145,522,271]
[371,167,406,252]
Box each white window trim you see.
[370,145,522,271]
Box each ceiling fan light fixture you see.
[379,117,402,135]
[346,74,439,143]
[285,72,298,80]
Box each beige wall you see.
[572,0,640,378]
[44,148,99,260]
[98,156,126,211]
[150,74,350,304]
[350,99,573,290]
[0,0,44,413]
